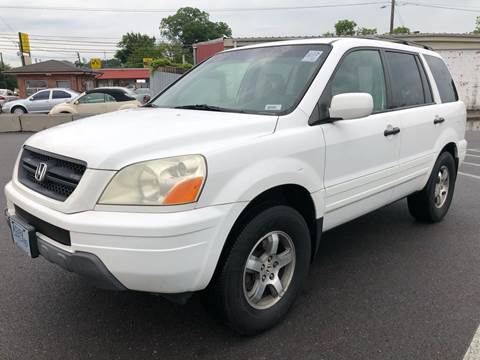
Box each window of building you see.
[385,52,428,108]
[25,80,48,96]
[56,80,71,89]
[424,55,458,103]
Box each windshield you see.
[152,44,330,115]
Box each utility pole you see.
[389,0,395,34]
[0,52,5,88]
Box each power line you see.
[401,1,480,12]
[0,2,389,13]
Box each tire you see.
[407,151,457,223]
[12,106,26,114]
[206,205,311,335]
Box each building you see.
[95,68,150,89]
[4,60,98,98]
[193,34,480,110]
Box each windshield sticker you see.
[301,50,323,63]
[265,104,282,111]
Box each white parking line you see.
[467,149,480,153]
[462,162,480,167]
[466,154,480,158]
[463,325,480,360]
[459,172,480,180]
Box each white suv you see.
[4,38,467,335]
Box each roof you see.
[85,87,136,101]
[96,68,149,80]
[4,60,97,75]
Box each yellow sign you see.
[19,32,30,54]
[90,58,102,69]
[143,57,153,68]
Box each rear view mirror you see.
[329,93,373,120]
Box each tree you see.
[115,32,156,64]
[392,26,411,34]
[474,16,480,34]
[0,63,17,90]
[160,7,232,48]
[335,19,357,36]
[357,27,377,36]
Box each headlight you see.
[99,155,206,206]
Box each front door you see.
[75,92,107,114]
[319,49,401,230]
[28,90,51,113]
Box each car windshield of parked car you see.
[152,44,331,115]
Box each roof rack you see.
[360,36,433,50]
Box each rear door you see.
[383,50,439,200]
[51,90,74,106]
[320,49,402,230]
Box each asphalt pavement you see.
[0,131,479,360]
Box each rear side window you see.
[424,55,458,103]
[52,90,71,99]
[386,52,429,108]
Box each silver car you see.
[0,89,18,107]
[1,88,79,114]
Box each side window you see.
[52,90,72,99]
[78,93,105,104]
[320,50,387,119]
[424,55,458,103]
[31,91,50,101]
[385,51,427,108]
[104,94,116,102]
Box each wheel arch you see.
[440,142,459,172]
[211,184,321,285]
[11,105,27,114]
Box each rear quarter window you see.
[424,55,458,103]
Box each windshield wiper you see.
[174,104,233,112]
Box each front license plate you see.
[9,216,38,258]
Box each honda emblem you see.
[34,162,48,182]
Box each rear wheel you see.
[407,151,456,222]
[206,205,311,335]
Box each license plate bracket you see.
[8,215,39,258]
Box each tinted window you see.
[31,91,50,100]
[425,55,458,103]
[78,93,105,104]
[320,50,387,118]
[386,52,426,108]
[52,90,71,99]
[105,94,116,102]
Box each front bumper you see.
[5,181,244,293]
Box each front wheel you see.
[407,151,457,222]
[12,106,26,114]
[206,205,311,335]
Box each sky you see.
[0,0,479,66]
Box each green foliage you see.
[391,26,411,34]
[357,27,377,36]
[474,16,480,34]
[160,7,232,47]
[322,31,335,37]
[0,63,17,90]
[335,19,357,36]
[102,58,122,68]
[149,57,193,71]
[115,32,156,64]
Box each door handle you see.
[384,126,400,137]
[434,116,445,125]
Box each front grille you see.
[15,206,71,246]
[18,146,87,201]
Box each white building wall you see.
[437,49,480,110]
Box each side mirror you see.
[329,93,373,121]
[29,97,34,101]
[74,100,79,105]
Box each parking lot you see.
[0,130,479,360]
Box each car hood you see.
[24,107,278,170]
[2,98,26,108]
